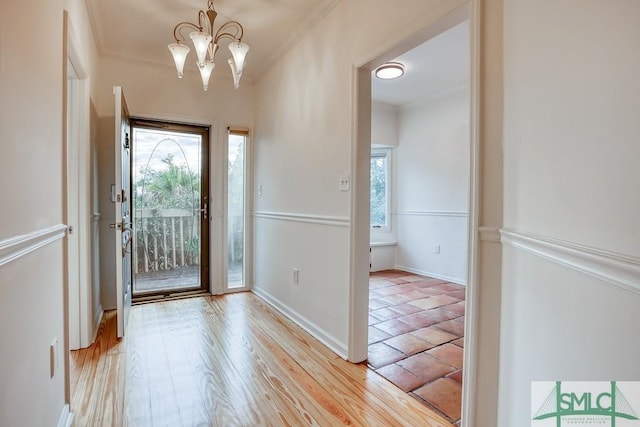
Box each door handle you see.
[196,202,208,219]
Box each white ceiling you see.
[371,20,470,106]
[86,0,339,81]
[86,0,467,100]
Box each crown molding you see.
[395,210,468,217]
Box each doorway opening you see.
[350,4,479,425]
[367,19,471,424]
[130,119,210,299]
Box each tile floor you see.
[368,270,466,425]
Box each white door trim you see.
[349,2,480,426]
[65,11,92,352]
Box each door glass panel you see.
[228,133,245,288]
[132,126,205,295]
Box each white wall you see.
[371,101,398,253]
[499,1,640,426]
[371,101,398,148]
[0,0,97,425]
[95,55,254,307]
[370,88,470,284]
[252,0,468,358]
[253,2,507,423]
[395,86,470,284]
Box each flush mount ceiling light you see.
[375,62,405,80]
[168,0,249,91]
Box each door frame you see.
[128,118,211,299]
[349,2,481,426]
[129,114,253,296]
[63,12,93,351]
[62,10,94,416]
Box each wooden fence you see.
[133,209,200,274]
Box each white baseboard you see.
[92,306,104,344]
[394,265,467,286]
[251,287,348,359]
[57,404,73,427]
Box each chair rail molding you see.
[253,211,350,228]
[479,226,501,243]
[501,228,640,295]
[394,210,468,217]
[0,224,68,267]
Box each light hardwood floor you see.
[70,293,453,426]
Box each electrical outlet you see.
[434,244,441,254]
[292,268,299,284]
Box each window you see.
[370,149,391,231]
[227,130,247,288]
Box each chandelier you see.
[168,0,249,91]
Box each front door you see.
[130,119,210,298]
[114,86,132,338]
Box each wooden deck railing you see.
[133,209,200,274]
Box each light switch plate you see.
[339,175,350,191]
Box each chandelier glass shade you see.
[168,0,249,91]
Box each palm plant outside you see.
[134,154,200,210]
[370,156,387,227]
[134,153,201,272]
